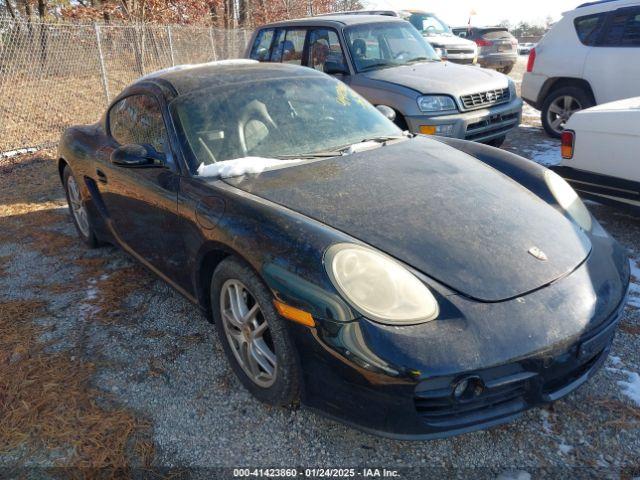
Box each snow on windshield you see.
[197,157,302,178]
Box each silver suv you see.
[246,15,522,146]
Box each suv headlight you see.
[325,244,439,325]
[544,170,592,231]
[417,95,457,113]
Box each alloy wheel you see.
[219,279,277,388]
[546,95,582,135]
[67,175,90,237]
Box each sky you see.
[361,0,586,27]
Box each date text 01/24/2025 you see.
[232,468,401,478]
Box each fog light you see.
[453,379,470,398]
[453,376,484,401]
[419,124,454,136]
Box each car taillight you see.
[475,39,493,47]
[526,47,536,72]
[561,130,574,159]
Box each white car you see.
[553,96,640,209]
[522,0,640,138]
[518,42,535,54]
[399,11,479,65]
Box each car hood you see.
[224,137,591,302]
[567,97,640,137]
[423,33,476,49]
[361,61,508,96]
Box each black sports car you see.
[58,61,629,439]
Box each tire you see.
[500,65,514,75]
[485,135,506,148]
[541,86,594,138]
[210,257,300,406]
[62,165,99,248]
[393,111,409,132]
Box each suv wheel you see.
[499,65,514,75]
[542,86,594,138]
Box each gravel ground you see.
[1,57,639,478]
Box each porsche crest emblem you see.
[528,246,548,261]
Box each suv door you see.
[306,28,348,74]
[250,27,308,64]
[98,92,184,280]
[583,6,640,103]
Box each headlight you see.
[417,95,457,113]
[433,47,447,58]
[325,244,439,325]
[544,170,592,231]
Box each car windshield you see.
[405,13,452,36]
[345,22,440,73]
[170,76,402,173]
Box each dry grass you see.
[588,398,640,431]
[619,322,640,335]
[0,152,157,470]
[0,299,153,470]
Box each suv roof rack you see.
[577,0,624,8]
[315,10,398,17]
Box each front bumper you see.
[444,52,477,65]
[291,225,629,439]
[404,97,523,143]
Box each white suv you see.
[522,0,640,138]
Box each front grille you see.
[465,111,519,141]
[461,87,510,110]
[446,48,475,55]
[415,381,527,428]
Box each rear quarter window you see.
[250,29,275,61]
[481,28,513,40]
[601,10,640,46]
[574,13,606,45]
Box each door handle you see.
[96,168,108,184]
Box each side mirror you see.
[324,61,349,76]
[110,144,164,168]
[375,105,396,122]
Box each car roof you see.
[260,14,405,28]
[133,61,325,96]
[568,0,638,15]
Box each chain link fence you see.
[0,17,251,158]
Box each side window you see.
[109,95,167,153]
[601,9,640,46]
[574,13,606,46]
[272,28,306,64]
[250,29,274,61]
[307,29,347,72]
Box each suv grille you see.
[461,87,510,110]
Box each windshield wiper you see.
[406,57,433,64]
[272,152,343,159]
[272,136,408,160]
[359,62,394,71]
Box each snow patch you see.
[618,370,640,406]
[0,147,37,158]
[519,138,562,166]
[628,257,640,308]
[558,442,573,455]
[496,471,531,480]
[609,356,623,367]
[196,157,302,178]
[540,409,553,434]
